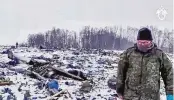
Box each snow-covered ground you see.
[0,47,172,100]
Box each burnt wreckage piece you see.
[68,70,87,80]
[27,60,87,81]
[7,50,87,81]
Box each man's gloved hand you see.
[167,95,174,100]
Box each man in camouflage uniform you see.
[116,28,173,100]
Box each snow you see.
[0,47,172,100]
[0,54,11,63]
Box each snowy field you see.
[0,47,173,100]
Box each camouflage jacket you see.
[116,44,173,100]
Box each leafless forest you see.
[25,25,173,53]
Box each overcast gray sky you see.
[0,0,173,45]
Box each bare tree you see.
[26,26,172,53]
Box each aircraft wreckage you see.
[0,49,120,99]
[5,50,94,95]
[7,50,87,82]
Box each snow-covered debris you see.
[0,47,171,100]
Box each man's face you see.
[137,40,152,48]
[137,40,152,52]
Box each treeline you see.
[26,26,173,53]
[28,28,79,49]
[80,26,133,50]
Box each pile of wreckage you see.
[0,48,122,100]
[0,47,167,100]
